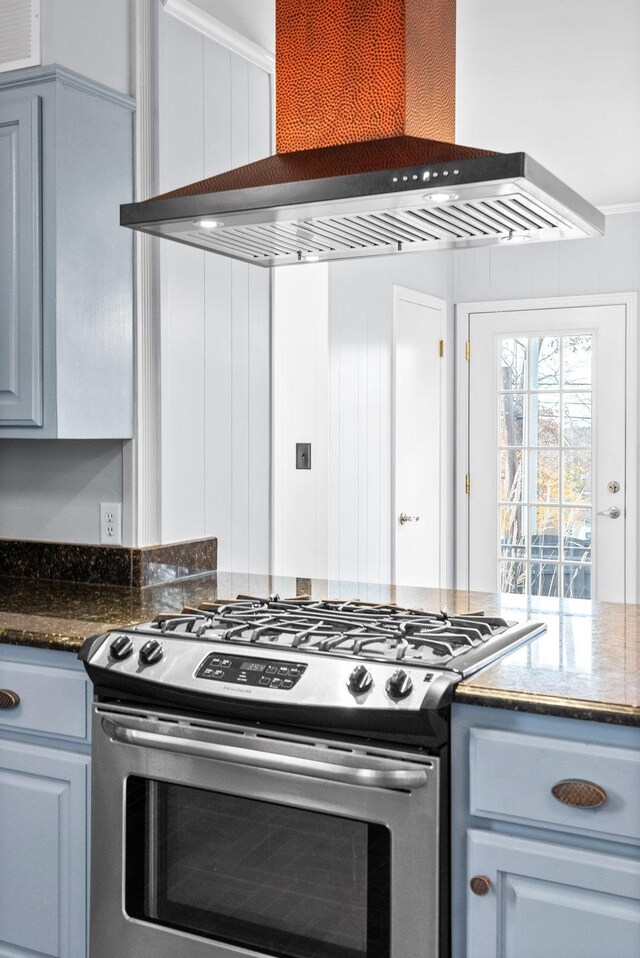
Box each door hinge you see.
[465,341,471,361]
[465,474,471,495]
[439,339,445,358]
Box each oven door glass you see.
[125,777,391,958]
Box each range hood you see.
[121,0,604,266]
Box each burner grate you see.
[148,596,512,668]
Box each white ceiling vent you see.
[0,0,40,73]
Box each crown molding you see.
[598,201,640,215]
[162,0,274,74]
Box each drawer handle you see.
[551,779,607,809]
[470,875,492,896]
[0,689,21,710]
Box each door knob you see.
[399,513,420,525]
[597,507,621,519]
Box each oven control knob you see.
[109,635,133,660]
[386,669,413,700]
[139,639,164,666]
[348,664,373,695]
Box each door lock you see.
[607,480,620,493]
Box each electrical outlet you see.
[100,502,122,546]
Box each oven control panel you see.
[195,653,308,690]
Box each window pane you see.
[500,560,527,594]
[563,563,592,599]
[500,394,525,445]
[500,449,525,503]
[563,508,592,561]
[531,561,560,597]
[531,337,560,390]
[500,338,527,390]
[530,506,559,559]
[530,395,560,446]
[532,449,559,503]
[500,505,527,556]
[563,335,592,388]
[563,393,591,446]
[563,450,592,502]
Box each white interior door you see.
[461,296,637,603]
[393,288,447,589]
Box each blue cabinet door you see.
[467,829,640,958]
[0,95,42,426]
[0,739,88,957]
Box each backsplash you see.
[0,537,217,588]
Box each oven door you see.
[90,706,441,958]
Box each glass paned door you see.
[499,335,593,597]
[466,302,629,603]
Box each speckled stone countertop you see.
[0,573,638,726]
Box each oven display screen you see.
[240,661,265,672]
[195,653,307,690]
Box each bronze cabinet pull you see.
[0,689,20,710]
[469,875,492,896]
[551,779,607,808]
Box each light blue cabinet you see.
[467,830,640,958]
[0,645,91,957]
[0,95,42,426]
[451,704,640,958]
[0,65,135,438]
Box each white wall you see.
[327,249,456,586]
[273,265,329,579]
[455,211,640,303]
[41,0,131,94]
[157,9,273,571]
[456,0,640,208]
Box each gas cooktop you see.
[80,596,545,721]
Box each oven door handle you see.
[101,717,430,791]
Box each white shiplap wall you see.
[157,11,272,571]
[327,249,456,588]
[455,212,640,303]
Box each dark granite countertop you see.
[0,573,638,726]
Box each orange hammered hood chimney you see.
[120,0,604,265]
[275,0,455,152]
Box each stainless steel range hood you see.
[121,0,604,265]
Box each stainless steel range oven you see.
[80,596,544,958]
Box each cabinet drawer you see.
[0,659,89,741]
[470,727,640,845]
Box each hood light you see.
[304,254,321,262]
[499,231,531,244]
[198,218,223,228]
[425,192,459,203]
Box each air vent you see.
[0,0,40,73]
[170,189,585,267]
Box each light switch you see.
[296,443,311,469]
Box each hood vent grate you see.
[177,191,579,266]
